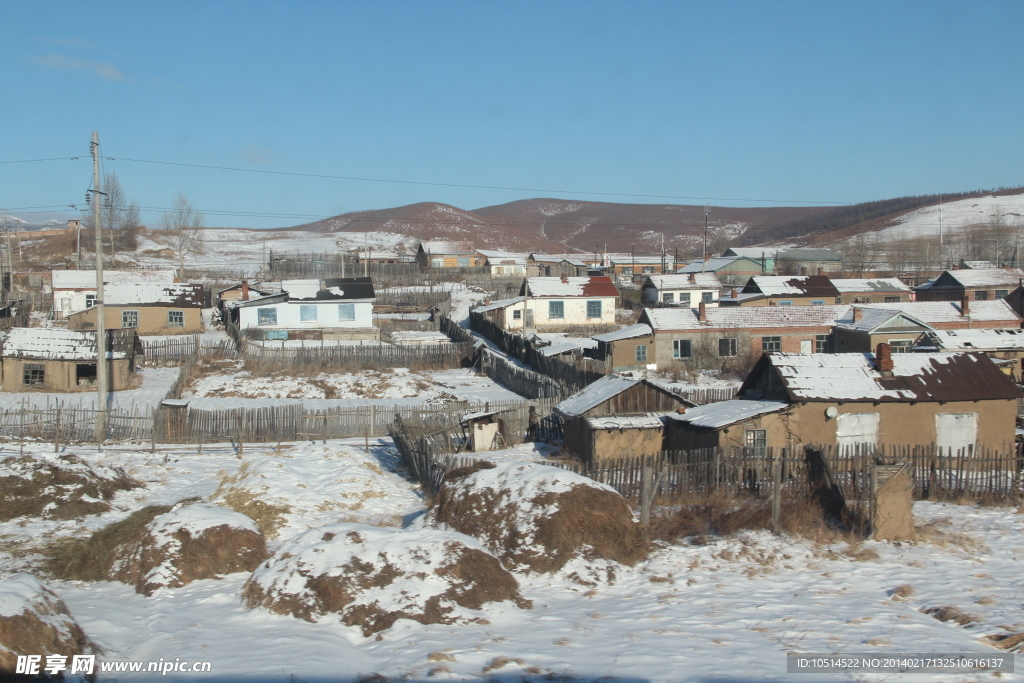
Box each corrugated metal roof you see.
[592,323,652,342]
[526,276,618,298]
[856,300,1020,324]
[645,273,722,290]
[744,275,840,297]
[930,268,1024,289]
[2,327,132,361]
[472,296,524,313]
[554,374,640,417]
[667,400,789,429]
[928,328,1024,350]
[584,413,668,430]
[834,309,933,333]
[831,278,911,293]
[642,304,852,331]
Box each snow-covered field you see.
[856,193,1024,243]
[0,366,179,411]
[1,439,1021,682]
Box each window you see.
[836,413,880,451]
[996,290,1009,300]
[702,291,714,304]
[635,345,648,362]
[815,334,830,353]
[718,338,737,357]
[678,292,691,306]
[673,339,692,359]
[810,300,825,305]
[431,258,444,267]
[586,300,602,319]
[121,310,138,328]
[76,363,97,386]
[458,257,470,267]
[622,267,633,276]
[853,296,870,304]
[85,294,96,308]
[935,413,978,456]
[761,336,781,352]
[167,310,184,327]
[975,290,989,300]
[300,305,317,322]
[337,303,355,321]
[548,301,564,319]
[778,300,793,306]
[662,292,674,304]
[889,339,913,352]
[512,309,522,320]
[257,307,278,325]
[642,266,655,274]
[745,429,767,455]
[884,296,900,303]
[23,363,44,386]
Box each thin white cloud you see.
[30,54,129,81]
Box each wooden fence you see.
[479,348,565,399]
[239,338,473,374]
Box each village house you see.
[638,303,849,371]
[1,327,139,392]
[774,248,843,275]
[67,283,204,335]
[235,277,377,341]
[914,268,1024,302]
[527,254,590,278]
[832,278,912,304]
[664,399,793,452]
[737,347,1022,454]
[832,308,935,353]
[51,269,176,320]
[720,275,841,307]
[554,374,694,462]
[641,273,722,307]
[477,250,535,276]
[217,281,271,308]
[415,241,482,268]
[471,276,618,331]
[920,328,1024,380]
[607,256,674,277]
[592,323,656,372]
[720,247,778,274]
[677,256,766,286]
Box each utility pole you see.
[91,132,108,442]
[0,219,6,306]
[702,202,710,273]
[660,233,666,275]
[938,193,943,270]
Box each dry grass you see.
[481,657,525,673]
[211,463,291,539]
[0,454,141,522]
[921,606,977,627]
[891,584,915,600]
[914,518,981,552]
[983,633,1024,652]
[426,651,456,663]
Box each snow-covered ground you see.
[855,192,1024,243]
[0,366,179,411]
[1,438,1021,682]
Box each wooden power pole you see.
[91,132,108,442]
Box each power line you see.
[102,155,850,206]
[0,157,80,165]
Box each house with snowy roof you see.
[920,328,1024,380]
[1,327,139,392]
[607,255,674,277]
[50,269,176,320]
[67,283,204,335]
[641,273,722,307]
[470,275,619,331]
[914,268,1024,303]
[527,254,591,278]
[638,303,850,370]
[720,275,841,307]
[415,241,482,268]
[664,399,793,453]
[592,323,656,372]
[234,277,377,341]
[774,248,842,275]
[554,373,695,462]
[738,346,1022,454]
[832,278,912,304]
[677,256,765,286]
[477,250,534,276]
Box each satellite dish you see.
[825,407,838,419]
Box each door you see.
[800,339,812,354]
[935,413,978,456]
[836,413,879,454]
[524,308,534,329]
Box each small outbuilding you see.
[1,327,139,392]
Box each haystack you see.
[0,574,94,678]
[243,523,529,635]
[49,501,268,596]
[0,453,139,522]
[429,461,647,574]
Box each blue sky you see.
[1,1,1022,228]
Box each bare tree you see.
[161,192,205,276]
[80,172,141,257]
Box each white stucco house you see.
[641,273,722,307]
[471,275,619,331]
[51,269,176,320]
[235,277,378,341]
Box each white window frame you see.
[548,301,564,319]
[121,309,139,328]
[586,300,602,319]
[337,303,355,321]
[673,339,692,359]
[257,307,278,326]
[167,310,184,327]
[300,304,318,322]
[635,344,648,362]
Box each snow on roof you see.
[535,341,579,357]
[831,278,911,294]
[667,400,789,429]
[555,374,640,417]
[944,268,1024,288]
[677,257,745,273]
[102,283,203,306]
[420,240,475,255]
[472,296,524,313]
[389,331,450,344]
[928,328,1024,350]
[592,323,652,343]
[645,273,722,290]
[722,247,774,260]
[610,256,665,265]
[477,250,530,259]
[855,300,1020,324]
[834,308,932,333]
[765,351,1021,402]
[643,304,851,331]
[52,269,176,290]
[961,261,996,269]
[3,327,128,360]
[584,413,668,430]
[526,276,618,298]
[745,276,839,297]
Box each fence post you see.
[54,407,61,453]
[771,448,782,535]
[236,413,244,456]
[640,465,654,526]
[19,398,25,456]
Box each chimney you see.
[875,342,894,374]
[817,267,825,276]
[241,280,250,301]
[961,295,970,317]
[698,300,707,322]
[769,300,778,306]
[730,287,737,298]
[688,273,695,284]
[560,272,569,284]
[853,307,862,322]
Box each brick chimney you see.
[241,280,249,301]
[817,267,825,276]
[730,287,737,298]
[560,272,569,284]
[688,273,695,284]
[698,300,707,322]
[853,307,862,322]
[961,295,970,316]
[875,342,894,374]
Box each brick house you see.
[416,241,482,268]
[914,268,1024,302]
[67,283,204,336]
